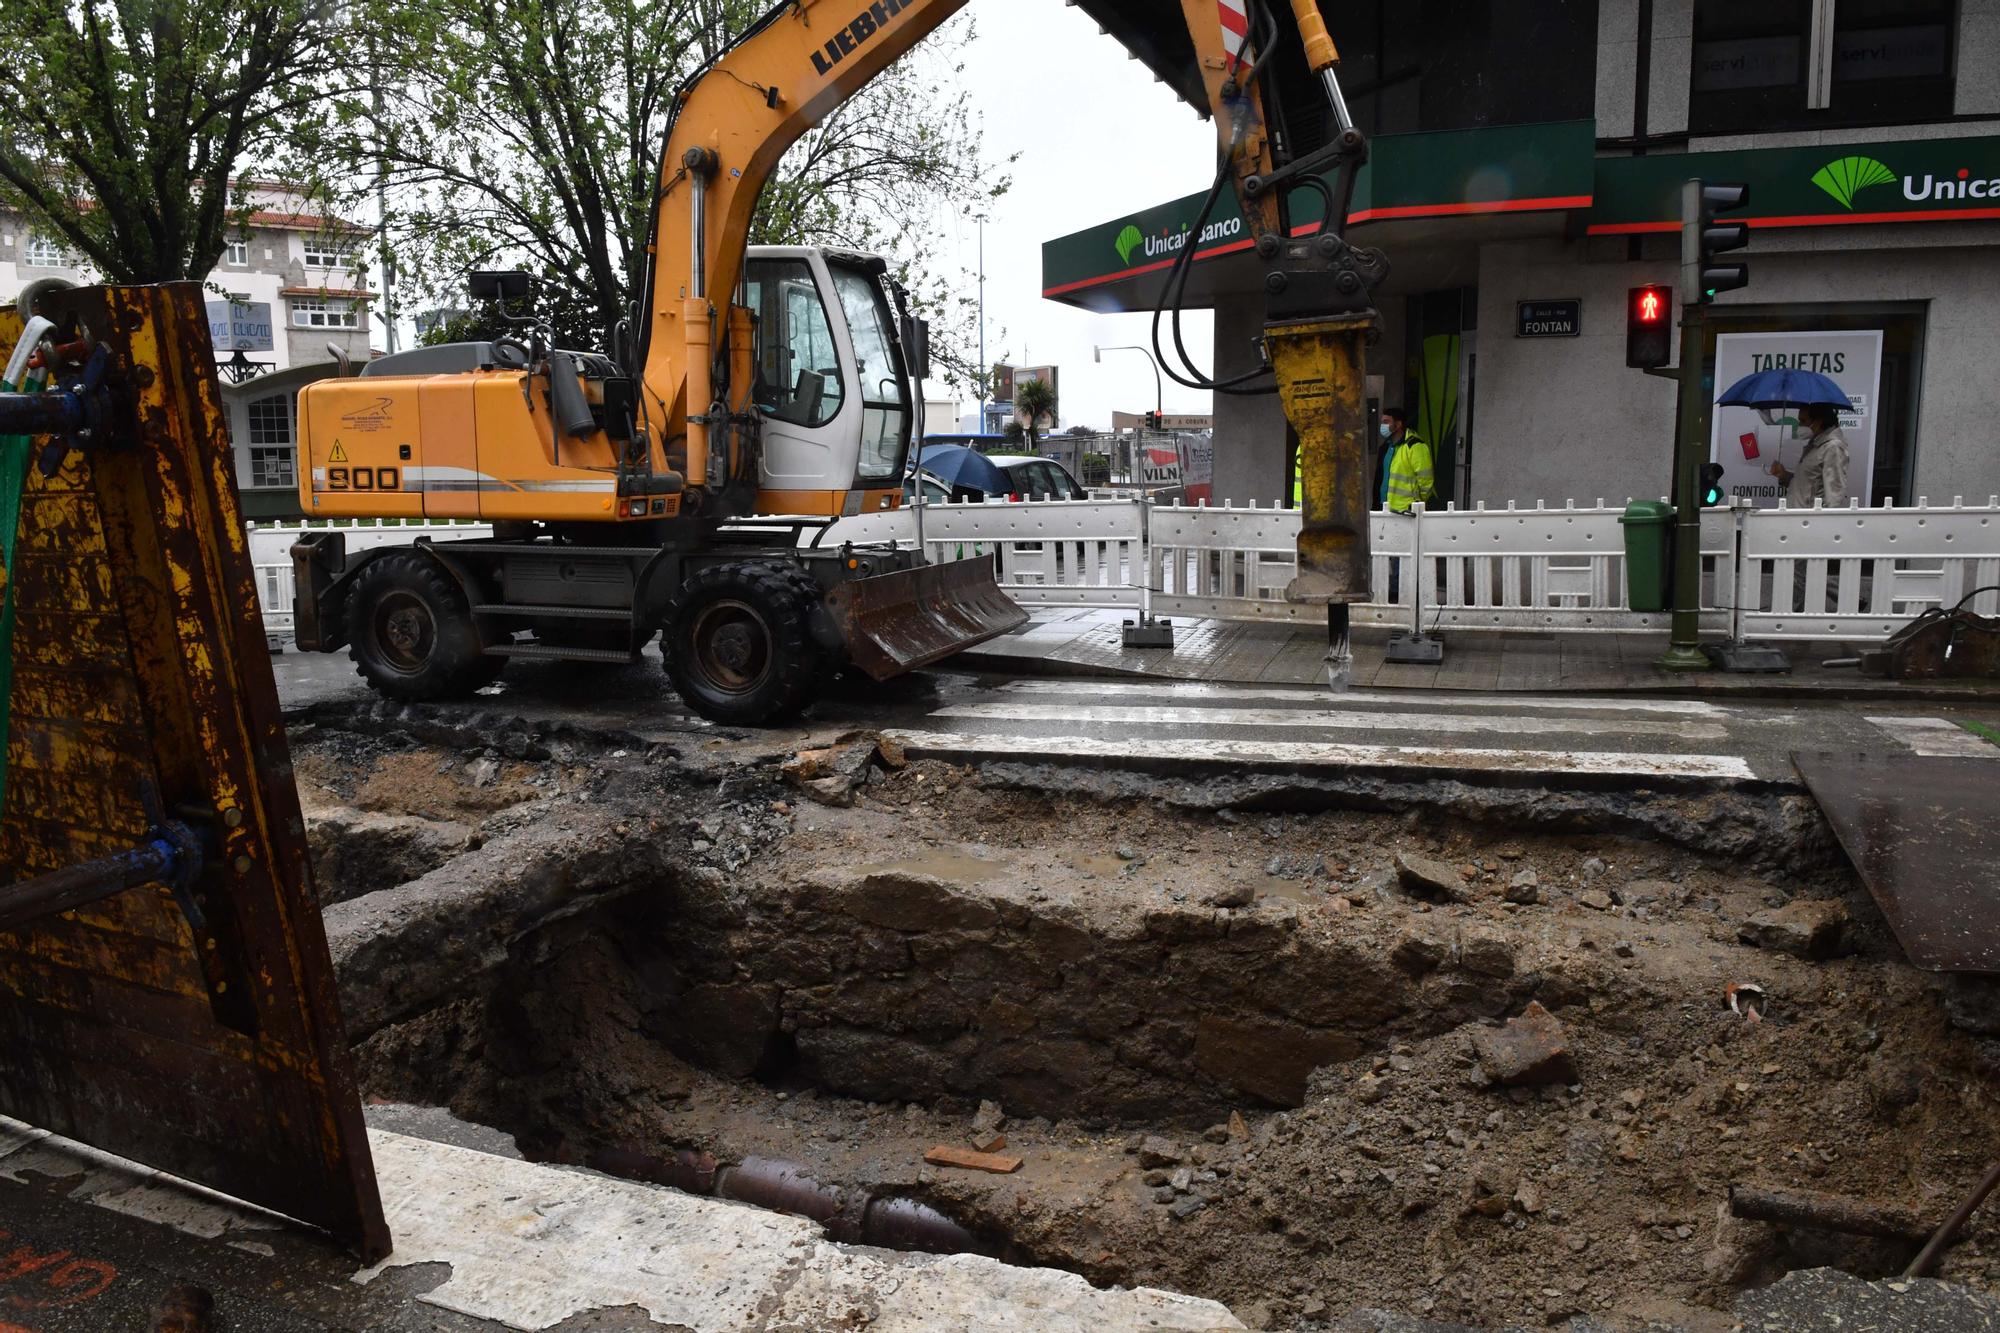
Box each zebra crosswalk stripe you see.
[991,679,1731,717]
[1865,716,2000,758]
[933,701,1728,742]
[884,729,1756,783]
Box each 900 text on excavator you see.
[288,0,1388,724]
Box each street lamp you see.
[1094,344,1162,418]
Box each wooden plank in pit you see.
[0,285,387,1259]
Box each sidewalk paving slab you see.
[955,609,2000,702]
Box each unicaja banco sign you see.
[1812,152,2000,209]
[1113,215,1244,267]
[1588,133,2000,236]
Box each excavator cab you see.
[743,246,912,518]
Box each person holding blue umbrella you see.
[1716,365,1857,611]
[1715,367,1855,508]
[1769,402,1850,508]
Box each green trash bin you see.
[1619,501,1675,612]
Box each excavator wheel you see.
[662,561,824,725]
[345,551,504,700]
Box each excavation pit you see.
[297,709,2000,1331]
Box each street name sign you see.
[1517,299,1581,338]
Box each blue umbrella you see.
[1717,368,1854,411]
[917,444,1009,494]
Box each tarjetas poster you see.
[1709,330,1882,507]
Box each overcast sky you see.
[923,0,1219,429]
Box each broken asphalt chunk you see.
[1394,852,1468,903]
[1473,1002,1578,1087]
[1739,899,1851,960]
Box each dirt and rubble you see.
[290,705,2000,1331]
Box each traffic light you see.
[1144,410,1163,431]
[1699,462,1726,506]
[1626,284,1673,368]
[1682,180,1751,304]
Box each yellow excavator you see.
[290,0,1386,724]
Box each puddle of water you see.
[1066,854,1131,878]
[1249,874,1320,904]
[860,849,1011,883]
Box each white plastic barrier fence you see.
[823,497,1730,633]
[1730,498,2000,641]
[1373,502,1738,635]
[247,518,491,633]
[248,497,2000,644]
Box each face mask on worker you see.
[1379,422,1392,440]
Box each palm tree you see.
[1014,378,1057,451]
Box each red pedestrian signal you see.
[1626,284,1673,368]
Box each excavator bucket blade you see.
[823,554,1028,681]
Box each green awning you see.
[1043,119,1596,303]
[1042,125,2000,310]
[1589,134,2000,234]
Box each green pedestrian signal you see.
[1699,462,1727,506]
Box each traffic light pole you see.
[1660,301,1712,672]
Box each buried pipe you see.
[585,1143,978,1256]
[1728,1182,1935,1243]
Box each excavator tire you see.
[345,551,504,700]
[662,560,823,725]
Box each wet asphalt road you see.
[272,646,2000,787]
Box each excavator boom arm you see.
[643,0,1380,624]
[641,0,972,492]
[639,0,1297,489]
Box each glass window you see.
[303,238,355,268]
[1690,0,1953,133]
[745,258,845,429]
[247,394,292,446]
[829,263,910,484]
[225,236,249,266]
[22,233,63,267]
[1828,1,1952,123]
[249,447,295,488]
[292,297,360,329]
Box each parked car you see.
[982,455,1088,502]
[910,445,1089,503]
[903,469,954,503]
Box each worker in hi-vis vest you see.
[1380,407,1434,514]
[1289,405,1437,515]
[1378,406,1433,604]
